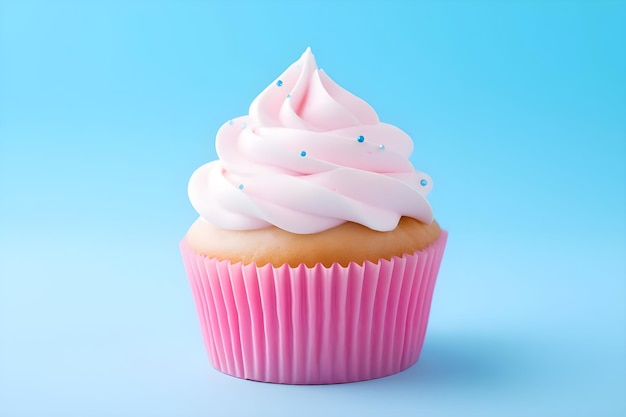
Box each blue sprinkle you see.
[300,150,307,157]
[420,179,428,186]
[357,135,365,143]
[276,80,283,87]
[379,144,385,150]
[242,122,247,129]
[238,184,244,190]
[286,93,291,98]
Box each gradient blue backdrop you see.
[1,1,625,416]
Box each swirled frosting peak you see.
[188,47,434,234]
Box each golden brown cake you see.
[186,217,441,268]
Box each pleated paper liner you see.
[180,230,447,384]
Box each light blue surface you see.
[1,1,625,416]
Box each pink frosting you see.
[188,48,434,234]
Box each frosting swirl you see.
[188,47,434,234]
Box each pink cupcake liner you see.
[180,230,447,384]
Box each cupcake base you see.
[180,230,447,384]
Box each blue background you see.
[1,0,625,416]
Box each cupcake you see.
[180,47,447,384]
